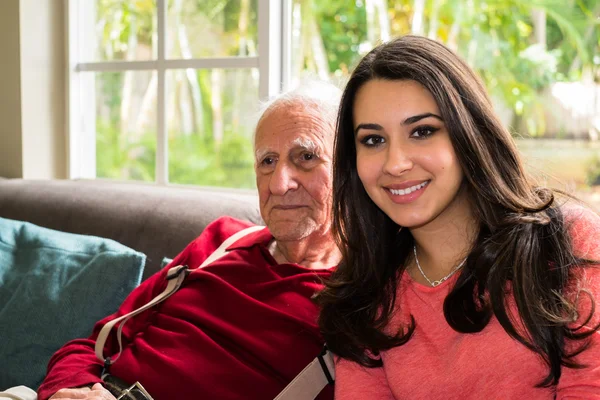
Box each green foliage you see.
[586,155,600,186]
[96,121,155,181]
[97,122,256,188]
[97,72,124,124]
[97,0,155,60]
[514,45,561,90]
[169,133,256,188]
[94,0,600,190]
[312,0,367,74]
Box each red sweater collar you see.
[226,225,273,251]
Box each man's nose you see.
[383,145,413,176]
[269,162,299,195]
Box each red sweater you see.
[335,206,600,399]
[38,217,335,400]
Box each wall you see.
[0,0,66,179]
[0,1,23,178]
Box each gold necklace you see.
[413,245,467,287]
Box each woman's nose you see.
[382,145,413,176]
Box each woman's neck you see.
[408,196,478,284]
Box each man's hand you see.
[49,383,117,399]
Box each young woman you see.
[317,35,600,399]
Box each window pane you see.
[84,0,157,62]
[167,68,259,188]
[94,71,157,182]
[167,0,258,59]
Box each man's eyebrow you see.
[255,138,321,161]
[290,137,320,154]
[255,148,271,161]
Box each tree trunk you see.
[447,0,463,51]
[197,70,213,142]
[428,0,440,39]
[211,69,224,144]
[178,24,202,134]
[308,5,329,80]
[366,0,376,46]
[367,0,391,44]
[568,3,600,75]
[120,14,137,136]
[170,0,201,135]
[233,0,251,136]
[531,9,547,48]
[377,0,390,42]
[291,0,306,81]
[177,70,194,135]
[411,0,425,35]
[135,71,157,133]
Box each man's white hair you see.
[254,80,342,141]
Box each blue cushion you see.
[0,217,146,390]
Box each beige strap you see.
[273,347,335,400]
[0,386,38,400]
[95,225,265,365]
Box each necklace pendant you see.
[413,244,467,288]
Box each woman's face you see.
[353,79,468,230]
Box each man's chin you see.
[269,221,315,242]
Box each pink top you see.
[335,206,600,399]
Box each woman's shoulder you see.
[558,203,600,330]
[562,200,600,260]
[560,202,600,260]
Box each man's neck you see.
[269,235,341,270]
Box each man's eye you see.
[360,135,385,147]
[261,157,275,166]
[301,153,316,161]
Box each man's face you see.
[254,104,335,242]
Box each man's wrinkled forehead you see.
[253,104,331,158]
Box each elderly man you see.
[37,82,341,400]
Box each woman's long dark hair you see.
[316,35,598,386]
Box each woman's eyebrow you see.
[354,113,443,135]
[354,123,383,135]
[402,113,443,125]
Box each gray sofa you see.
[0,179,263,280]
[0,178,264,390]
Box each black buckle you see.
[317,345,335,385]
[166,265,190,280]
[101,356,112,377]
[116,381,154,400]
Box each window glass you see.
[85,0,157,62]
[167,68,259,188]
[166,0,258,59]
[94,71,157,181]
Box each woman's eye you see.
[360,135,385,146]
[411,126,438,138]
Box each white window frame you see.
[65,0,291,184]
